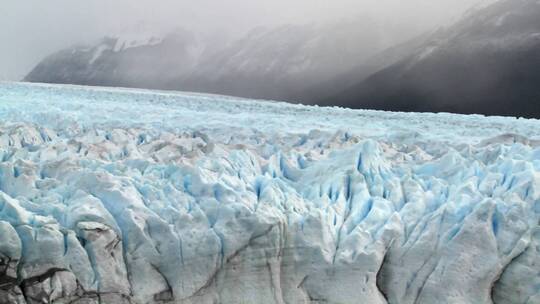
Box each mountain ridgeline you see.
[25,0,540,118]
[25,18,397,103]
[321,0,540,118]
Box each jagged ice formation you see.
[0,82,539,303]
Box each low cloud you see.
[0,0,488,80]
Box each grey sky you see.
[1,0,490,80]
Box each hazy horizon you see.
[1,0,491,81]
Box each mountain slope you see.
[180,19,391,102]
[24,30,206,90]
[322,0,540,118]
[301,32,431,105]
[24,18,403,102]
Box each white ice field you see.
[0,82,539,304]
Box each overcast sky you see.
[1,0,490,81]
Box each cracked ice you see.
[0,82,539,304]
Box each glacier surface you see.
[0,82,539,304]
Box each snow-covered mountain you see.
[322,0,540,118]
[0,82,539,304]
[24,29,207,91]
[24,18,401,102]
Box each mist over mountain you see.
[181,18,402,102]
[23,0,539,118]
[3,0,483,81]
[322,0,540,118]
[25,30,208,90]
[24,17,409,102]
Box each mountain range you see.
[25,0,540,118]
[25,17,398,101]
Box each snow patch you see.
[89,44,112,65]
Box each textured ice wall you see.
[0,82,539,304]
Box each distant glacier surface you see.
[0,82,539,304]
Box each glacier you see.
[0,82,539,304]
